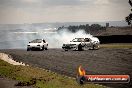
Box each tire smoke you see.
[0,28,99,49]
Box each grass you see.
[0,59,106,88]
[100,43,132,48]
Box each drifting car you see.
[62,37,100,51]
[27,39,48,51]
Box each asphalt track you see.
[0,48,132,88]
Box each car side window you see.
[84,38,90,42]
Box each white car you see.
[62,38,100,51]
[27,39,48,51]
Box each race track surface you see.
[0,48,132,88]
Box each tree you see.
[126,0,132,25]
[129,0,132,6]
[57,24,105,33]
[90,24,102,31]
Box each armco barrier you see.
[96,35,132,44]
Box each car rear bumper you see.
[27,46,41,49]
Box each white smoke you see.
[50,29,99,48]
[0,27,99,49]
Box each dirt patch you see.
[0,76,34,88]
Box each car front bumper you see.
[62,44,77,49]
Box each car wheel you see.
[95,45,99,50]
[92,44,96,50]
[45,47,48,50]
[27,48,30,51]
[92,44,99,50]
[41,46,44,51]
[64,49,68,51]
[78,44,83,51]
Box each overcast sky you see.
[0,0,131,24]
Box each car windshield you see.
[72,38,84,42]
[30,39,42,43]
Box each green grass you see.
[100,43,132,48]
[0,59,106,88]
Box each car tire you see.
[92,45,95,50]
[41,46,44,51]
[64,49,68,51]
[96,45,99,50]
[92,44,99,50]
[45,47,48,50]
[27,48,30,51]
[78,44,83,51]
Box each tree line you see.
[57,24,106,33]
[126,0,132,26]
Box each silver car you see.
[62,38,100,51]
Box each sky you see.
[0,0,131,24]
